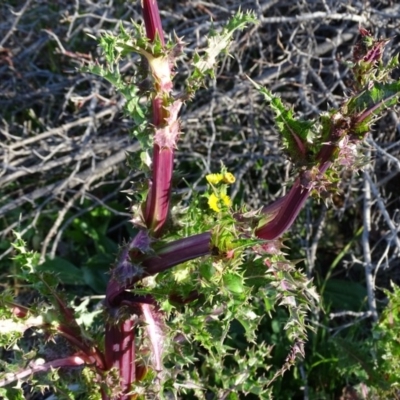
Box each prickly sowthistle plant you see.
[1,1,400,399]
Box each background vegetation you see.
[1,0,400,398]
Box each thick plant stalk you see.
[141,232,212,275]
[142,0,165,46]
[140,303,165,379]
[0,356,87,388]
[255,179,310,240]
[144,144,174,235]
[141,0,178,236]
[103,3,175,396]
[106,232,212,307]
[105,318,136,399]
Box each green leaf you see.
[251,81,316,164]
[347,81,400,120]
[35,257,84,285]
[82,254,112,293]
[0,387,24,400]
[223,273,244,294]
[199,263,215,281]
[236,310,258,343]
[334,337,384,383]
[186,10,256,96]
[82,266,108,293]
[323,279,367,310]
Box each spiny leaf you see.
[186,10,256,96]
[250,81,316,164]
[223,272,244,294]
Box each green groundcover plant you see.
[1,1,400,399]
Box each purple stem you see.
[255,179,310,240]
[142,0,165,46]
[353,93,399,125]
[106,2,206,371]
[106,232,212,307]
[141,1,175,236]
[57,325,106,370]
[105,319,136,398]
[140,303,165,376]
[256,138,336,240]
[144,145,174,235]
[142,232,211,274]
[0,355,88,388]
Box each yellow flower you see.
[206,173,223,185]
[221,193,231,207]
[208,193,221,212]
[223,172,236,184]
[208,193,231,212]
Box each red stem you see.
[141,1,175,236]
[0,355,87,388]
[142,232,212,275]
[142,0,165,45]
[144,145,174,235]
[255,179,310,240]
[106,232,212,307]
[105,319,136,399]
[57,325,106,370]
[256,143,335,240]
